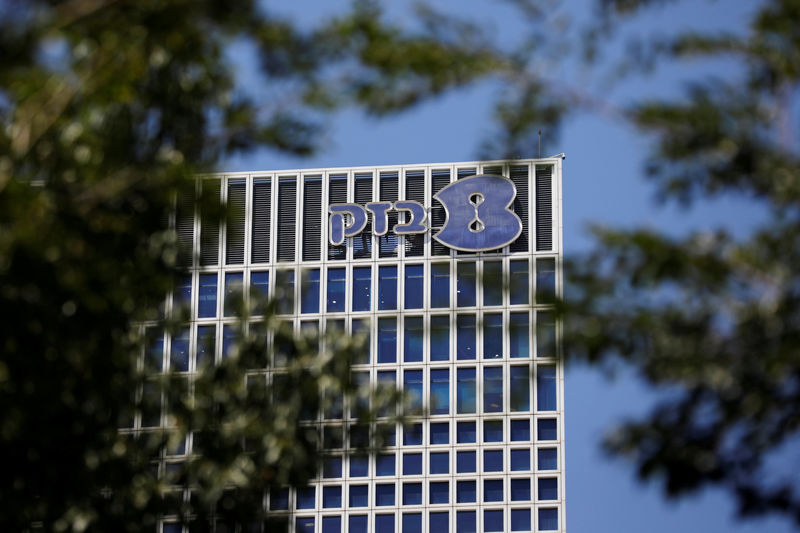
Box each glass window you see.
[352,266,371,311]
[403,423,423,445]
[375,514,395,533]
[456,421,476,443]
[223,272,243,317]
[173,275,192,314]
[430,481,449,504]
[350,484,368,507]
[377,371,396,417]
[511,509,531,532]
[510,260,529,305]
[378,266,397,310]
[300,269,320,314]
[484,367,503,413]
[510,312,529,358]
[323,456,342,478]
[403,453,422,475]
[538,508,558,530]
[145,328,164,372]
[536,257,556,303]
[538,478,558,500]
[378,317,397,363]
[322,486,341,508]
[430,452,449,474]
[322,516,341,533]
[198,273,217,318]
[456,451,476,473]
[404,264,423,309]
[375,484,395,506]
[222,324,235,359]
[402,483,422,505]
[511,449,531,471]
[538,419,557,441]
[275,270,294,314]
[511,366,531,411]
[484,479,503,502]
[456,368,476,413]
[350,516,368,533]
[457,262,476,306]
[536,311,556,358]
[457,315,475,359]
[250,271,269,315]
[270,487,288,510]
[483,313,503,359]
[402,513,422,533]
[350,455,369,477]
[538,448,558,470]
[484,510,503,532]
[484,420,503,442]
[483,261,502,306]
[170,328,190,371]
[484,450,503,472]
[380,423,397,446]
[352,371,370,416]
[430,263,450,308]
[430,512,448,532]
[404,370,423,411]
[511,479,531,501]
[403,317,423,362]
[296,517,314,533]
[456,480,476,503]
[326,267,345,312]
[430,316,450,361]
[376,454,395,476]
[196,325,215,367]
[163,524,181,533]
[430,368,449,415]
[456,511,476,533]
[430,422,449,444]
[537,365,557,411]
[511,419,530,441]
[296,487,315,509]
[352,318,370,364]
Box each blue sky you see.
[225,1,791,531]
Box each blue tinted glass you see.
[430,481,449,504]
[456,315,476,360]
[484,420,503,442]
[510,260,529,305]
[511,449,530,471]
[270,488,288,510]
[350,515,368,533]
[538,419,557,441]
[378,266,397,310]
[402,513,422,533]
[430,315,450,361]
[296,517,314,533]
[430,512,448,531]
[511,478,531,501]
[430,422,449,444]
[456,511,476,533]
[511,419,531,441]
[456,480,476,503]
[322,516,341,533]
[323,456,342,478]
[538,448,557,470]
[509,312,529,358]
[276,270,294,314]
[301,269,320,313]
[222,324,235,359]
[537,365,557,411]
[402,483,422,505]
[403,317,423,362]
[352,267,371,311]
[484,450,503,472]
[483,261,502,306]
[352,318,370,364]
[349,485,368,507]
[322,486,341,508]
[378,318,397,363]
[430,263,450,308]
[196,325,215,367]
[296,487,315,509]
[430,452,449,474]
[538,478,558,500]
[430,368,450,414]
[404,370,423,410]
[539,508,558,530]
[350,455,369,477]
[484,480,503,502]
[174,275,192,313]
[145,329,164,371]
[403,453,422,475]
[456,421,476,443]
[163,524,181,533]
[250,271,269,315]
[404,265,423,309]
[198,273,217,318]
[171,328,190,371]
[456,262,476,307]
[484,510,503,532]
[511,366,530,411]
[380,423,397,446]
[375,484,395,506]
[511,509,531,532]
[376,454,395,476]
[223,272,243,317]
[536,311,556,358]
[536,259,556,303]
[375,514,395,533]
[483,314,503,359]
[403,423,422,445]
[483,367,503,413]
[456,451,476,473]
[456,368,476,414]
[326,268,345,312]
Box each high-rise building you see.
[157,157,564,533]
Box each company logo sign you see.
[329,174,522,252]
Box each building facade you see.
[158,157,564,533]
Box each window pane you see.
[430,316,450,361]
[483,261,502,306]
[296,517,314,533]
[296,487,315,509]
[322,486,341,508]
[402,483,422,505]
[270,487,289,510]
[250,271,268,315]
[456,480,476,503]
[375,514,395,533]
[456,451,476,473]
[430,513,448,532]
[378,318,397,363]
[376,454,395,476]
[377,371,396,418]
[350,455,369,477]
[301,269,320,314]
[403,423,423,445]
[536,257,556,303]
[402,513,422,533]
[483,314,502,359]
[145,328,164,372]
[223,272,243,317]
[322,268,344,313]
[484,479,503,501]
[350,484,368,507]
[538,477,558,500]
[352,266,371,311]
[170,328,190,371]
[537,419,557,441]
[430,452,449,474]
[456,315,476,360]
[403,453,422,475]
[511,449,531,471]
[350,516,368,533]
[509,260,529,305]
[456,368,476,413]
[198,273,217,318]
[511,509,531,532]
[173,275,192,314]
[430,481,449,503]
[511,419,530,441]
[430,263,450,308]
[375,484,395,506]
[538,508,558,530]
[430,369,450,415]
[456,421,476,443]
[511,366,531,411]
[483,367,503,413]
[378,266,397,310]
[196,325,215,367]
[322,516,341,533]
[484,450,502,472]
[511,478,530,501]
[404,370,423,411]
[536,311,556,358]
[275,270,294,314]
[403,317,423,362]
[538,448,558,470]
[510,312,530,358]
[222,324,235,359]
[430,422,449,444]
[352,318,370,364]
[404,264,423,309]
[323,457,342,478]
[537,365,557,411]
[484,510,503,532]
[484,420,503,442]
[456,511,476,533]
[456,262,476,307]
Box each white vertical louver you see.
[251,178,271,264]
[510,165,529,253]
[353,173,373,259]
[536,165,553,251]
[277,177,297,262]
[430,169,451,256]
[327,174,347,260]
[175,186,195,268]
[404,170,425,257]
[302,175,322,261]
[225,180,246,265]
[199,179,220,267]
[378,171,398,258]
